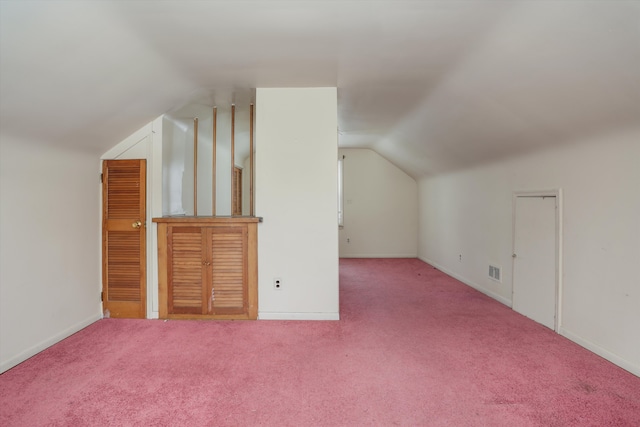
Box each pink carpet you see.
[1,258,639,426]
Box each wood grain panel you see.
[232,167,242,216]
[107,231,141,301]
[102,159,146,319]
[153,217,260,320]
[169,228,204,314]
[210,227,246,313]
[106,164,141,219]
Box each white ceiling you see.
[1,1,639,178]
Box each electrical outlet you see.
[274,278,283,290]
[459,254,462,262]
[347,238,351,244]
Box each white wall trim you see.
[258,312,340,321]
[418,256,512,307]
[100,123,153,160]
[148,116,163,319]
[559,327,640,377]
[0,313,101,374]
[340,254,418,259]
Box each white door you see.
[513,195,557,330]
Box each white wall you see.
[256,88,339,320]
[101,117,163,318]
[418,129,640,376]
[0,136,102,373]
[339,148,417,258]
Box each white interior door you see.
[513,195,557,330]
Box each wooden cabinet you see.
[153,217,259,320]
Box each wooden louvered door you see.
[208,226,247,315]
[166,226,247,316]
[155,217,259,320]
[102,159,146,318]
[168,227,206,315]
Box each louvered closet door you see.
[207,226,248,315]
[102,159,146,318]
[168,227,207,314]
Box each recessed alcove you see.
[161,89,255,217]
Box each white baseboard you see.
[418,256,512,307]
[0,312,102,374]
[559,327,640,377]
[340,254,417,258]
[417,257,639,377]
[258,312,340,321]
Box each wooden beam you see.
[231,104,235,215]
[193,117,198,216]
[212,107,217,215]
[250,103,255,217]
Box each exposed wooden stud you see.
[212,107,217,215]
[250,103,255,217]
[230,104,235,216]
[193,117,198,216]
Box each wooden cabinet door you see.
[102,159,146,318]
[168,226,207,315]
[207,225,248,315]
[155,218,258,320]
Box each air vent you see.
[489,265,501,282]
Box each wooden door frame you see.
[511,189,563,332]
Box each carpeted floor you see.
[1,258,639,426]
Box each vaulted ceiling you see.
[1,1,638,178]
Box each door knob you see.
[132,220,142,229]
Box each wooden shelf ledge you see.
[153,216,262,224]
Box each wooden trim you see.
[212,107,217,215]
[250,103,255,217]
[101,161,108,315]
[157,222,168,318]
[153,216,261,224]
[157,313,255,321]
[232,166,242,216]
[230,104,235,214]
[247,221,258,319]
[139,160,147,318]
[202,227,212,315]
[193,117,198,216]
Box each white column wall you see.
[256,88,339,320]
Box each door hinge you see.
[100,173,103,183]
[101,291,104,302]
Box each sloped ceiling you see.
[1,1,638,178]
